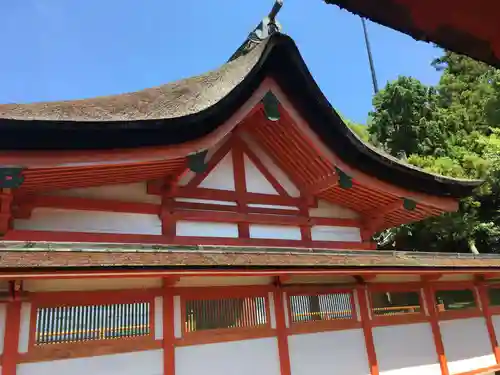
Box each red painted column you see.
[423,284,449,375]
[163,284,176,375]
[2,300,22,375]
[273,286,292,375]
[356,285,379,375]
[477,283,500,364]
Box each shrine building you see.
[0,8,499,375]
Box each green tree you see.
[369,52,500,254]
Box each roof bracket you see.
[0,167,24,189]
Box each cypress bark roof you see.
[0,33,482,198]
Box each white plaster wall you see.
[0,304,6,354]
[309,199,359,219]
[244,155,278,195]
[14,208,162,235]
[176,221,239,238]
[288,329,370,375]
[175,198,237,206]
[199,152,235,191]
[18,302,31,354]
[24,278,162,292]
[373,323,441,375]
[17,349,163,375]
[154,297,163,340]
[249,224,302,240]
[440,317,496,374]
[47,182,160,204]
[240,132,301,197]
[310,225,361,242]
[176,337,280,375]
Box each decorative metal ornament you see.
[187,150,209,173]
[228,0,283,62]
[403,198,417,211]
[336,168,352,189]
[0,167,24,189]
[263,91,280,121]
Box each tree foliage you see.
[366,51,500,253]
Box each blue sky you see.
[0,0,443,124]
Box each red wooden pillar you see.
[423,284,449,375]
[356,285,379,375]
[477,282,500,364]
[273,286,292,375]
[163,283,176,375]
[3,300,22,375]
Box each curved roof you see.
[326,0,500,68]
[0,33,481,199]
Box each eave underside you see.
[325,0,500,68]
[12,105,451,233]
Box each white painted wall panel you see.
[244,155,278,195]
[175,198,237,206]
[199,152,235,191]
[18,350,162,375]
[0,304,6,354]
[176,221,239,238]
[373,323,441,375]
[176,337,280,375]
[240,132,301,197]
[440,317,496,374]
[288,329,370,375]
[154,297,163,340]
[14,209,162,235]
[249,224,301,240]
[311,226,361,242]
[48,182,160,204]
[18,303,31,354]
[309,199,359,219]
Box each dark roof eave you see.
[324,0,500,69]
[0,34,481,199]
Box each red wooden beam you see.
[306,173,339,195]
[2,229,373,250]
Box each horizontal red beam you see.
[0,266,498,280]
[2,230,370,250]
[167,187,308,208]
[12,195,359,227]
[15,195,160,215]
[173,209,359,227]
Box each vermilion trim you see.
[19,337,161,363]
[14,194,360,228]
[231,138,250,238]
[175,327,276,347]
[29,289,160,306]
[175,187,306,207]
[356,286,379,375]
[477,283,500,364]
[3,300,22,375]
[163,284,175,375]
[423,284,449,375]
[2,230,372,250]
[274,287,292,375]
[267,81,459,212]
[234,135,291,198]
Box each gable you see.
[9,131,367,249]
